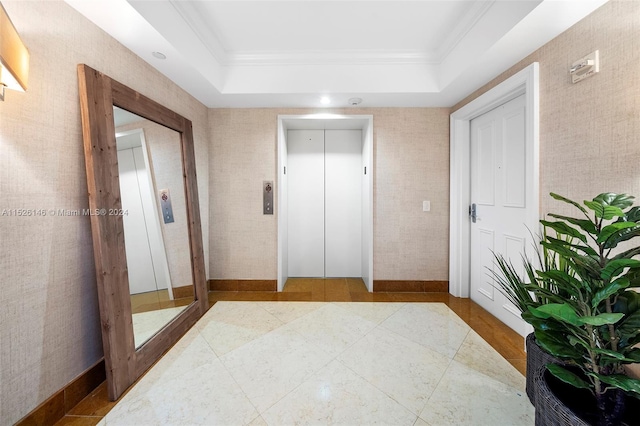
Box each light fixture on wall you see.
[0,2,29,101]
[570,50,599,84]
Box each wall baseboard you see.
[16,358,105,426]
[172,285,195,299]
[209,279,277,292]
[209,279,447,293]
[373,280,448,292]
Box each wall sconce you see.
[0,2,29,101]
[570,50,599,84]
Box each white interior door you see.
[287,129,362,278]
[118,147,159,294]
[287,130,325,277]
[325,130,362,277]
[470,94,529,335]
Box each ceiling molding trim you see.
[229,49,435,66]
[168,0,229,64]
[435,0,495,62]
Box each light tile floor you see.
[102,301,534,425]
[132,305,188,348]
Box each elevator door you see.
[117,146,171,294]
[287,129,362,277]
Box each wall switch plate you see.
[422,200,431,212]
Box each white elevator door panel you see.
[118,148,157,294]
[132,148,169,291]
[287,130,325,277]
[325,130,362,277]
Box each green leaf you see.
[544,235,599,257]
[567,335,590,350]
[597,222,639,244]
[584,200,625,220]
[615,290,640,313]
[489,254,536,314]
[613,246,640,262]
[626,269,640,288]
[594,373,640,396]
[593,193,635,210]
[578,313,625,326]
[522,313,568,333]
[601,259,640,281]
[540,241,601,277]
[547,213,597,234]
[532,303,582,327]
[550,193,589,216]
[622,206,640,223]
[591,347,632,361]
[534,330,584,358]
[604,227,640,249]
[540,220,587,243]
[621,334,640,350]
[618,310,640,337]
[592,278,631,308]
[547,364,591,389]
[536,270,582,298]
[620,348,640,363]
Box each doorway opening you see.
[277,115,374,292]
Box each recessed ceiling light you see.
[152,51,166,60]
[320,96,331,105]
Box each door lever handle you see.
[469,203,477,223]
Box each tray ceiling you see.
[66,0,607,108]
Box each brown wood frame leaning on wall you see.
[77,64,208,401]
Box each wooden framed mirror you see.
[77,64,208,400]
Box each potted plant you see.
[493,192,640,426]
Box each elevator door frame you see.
[277,115,374,292]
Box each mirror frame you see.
[77,64,208,400]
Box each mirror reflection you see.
[113,107,194,348]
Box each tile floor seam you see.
[216,313,335,417]
[211,318,286,417]
[333,351,424,419]
[216,350,264,418]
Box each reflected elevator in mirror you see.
[116,129,173,298]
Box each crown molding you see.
[229,49,435,66]
[168,0,229,64]
[435,0,495,61]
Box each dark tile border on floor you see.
[373,280,448,292]
[16,359,105,426]
[209,279,277,292]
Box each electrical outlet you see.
[422,201,431,212]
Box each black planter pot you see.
[526,333,566,405]
[534,365,640,426]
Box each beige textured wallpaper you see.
[0,2,209,424]
[208,107,450,282]
[453,0,640,217]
